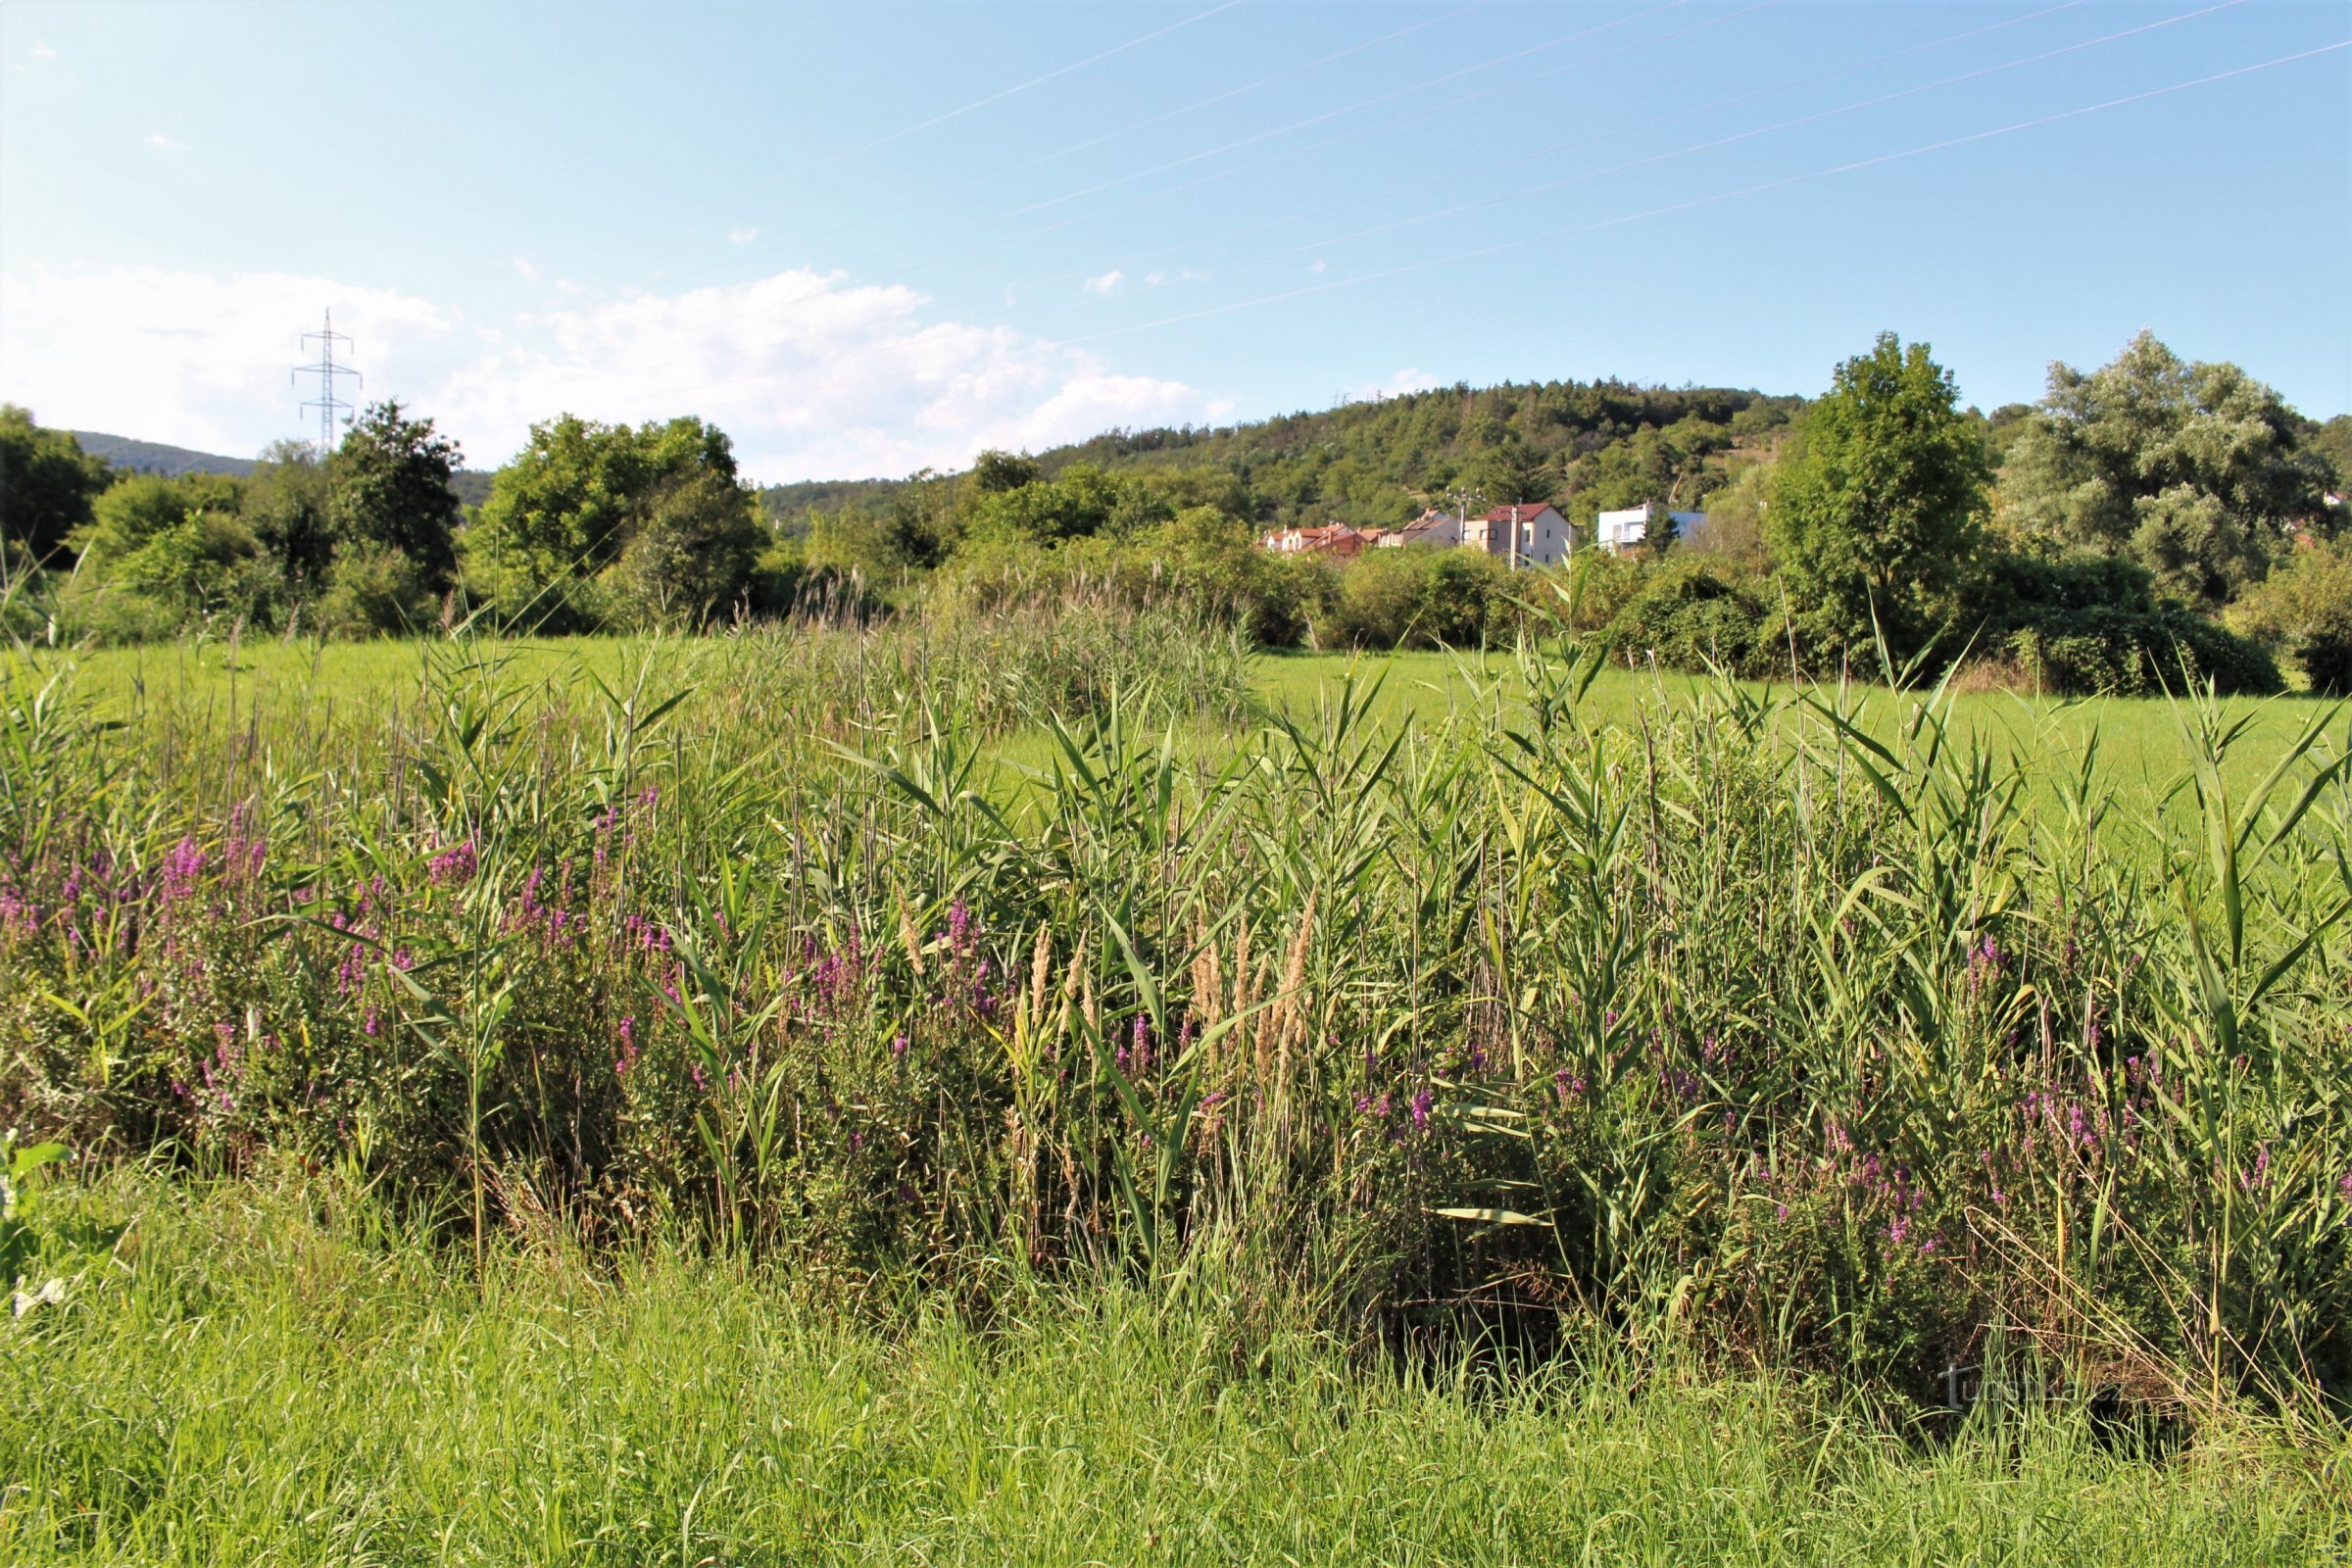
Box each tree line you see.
[4,328,2347,692]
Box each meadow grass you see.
[9,601,2352,1504]
[4,1169,2346,1567]
[60,633,2327,816]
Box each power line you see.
[998,0,1708,220]
[498,25,2342,442]
[1033,0,2097,294]
[1100,0,2250,303]
[661,1,1494,294]
[597,3,1768,404]
[632,0,1774,371]
[1053,39,2351,352]
[845,0,1251,156]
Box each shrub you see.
[1595,561,1772,675]
[2003,606,2278,696]
[1313,547,1516,650]
[1970,552,2280,696]
[313,545,438,639]
[2228,539,2352,695]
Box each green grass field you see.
[53,632,2336,821]
[5,1172,2346,1567]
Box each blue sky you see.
[2,0,2345,481]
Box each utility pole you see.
[293,309,362,454]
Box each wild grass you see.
[6,593,2352,1421]
[4,1169,2345,1566]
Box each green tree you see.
[968,449,1041,495]
[1468,439,1550,505]
[1768,333,1988,662]
[1999,332,2330,609]
[2228,538,2352,694]
[614,468,765,626]
[474,413,759,626]
[74,471,266,622]
[243,440,336,598]
[2304,414,2352,493]
[329,401,463,590]
[0,406,113,566]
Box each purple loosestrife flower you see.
[891,1032,908,1061]
[615,1015,639,1078]
[427,840,477,887]
[1409,1085,1434,1132]
[160,837,205,905]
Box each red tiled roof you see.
[1480,503,1556,522]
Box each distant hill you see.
[761,377,1807,530]
[73,431,254,478]
[70,430,495,506]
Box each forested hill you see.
[69,430,494,505]
[71,432,255,479]
[760,377,1808,532]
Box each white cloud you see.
[513,256,540,282]
[0,267,455,457]
[728,226,759,245]
[431,268,1228,477]
[146,132,188,153]
[31,42,57,60]
[1348,367,1441,403]
[1308,259,1327,274]
[1081,270,1124,298]
[0,264,1230,480]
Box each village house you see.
[1464,503,1572,568]
[1374,509,1465,549]
[1258,522,1370,559]
[1593,502,1708,556]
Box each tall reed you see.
[4,593,2348,1407]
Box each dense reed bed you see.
[5,593,2351,1417]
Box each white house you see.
[1593,503,1707,556]
[1464,503,1572,568]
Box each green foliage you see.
[2228,538,2352,694]
[1596,559,1775,675]
[9,618,2352,1405]
[1971,553,2282,697]
[240,440,335,600]
[762,379,1795,536]
[327,400,464,590]
[1770,333,1990,663]
[0,407,112,567]
[1312,545,1516,649]
[2306,414,2352,492]
[1466,437,1551,505]
[2003,605,2280,698]
[474,414,760,627]
[2000,332,2332,610]
[312,544,439,639]
[67,472,274,633]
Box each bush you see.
[1970,552,2280,696]
[2228,539,2352,695]
[1595,560,1772,675]
[1313,547,1516,650]
[313,546,439,639]
[930,515,1332,650]
[2003,606,2279,696]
